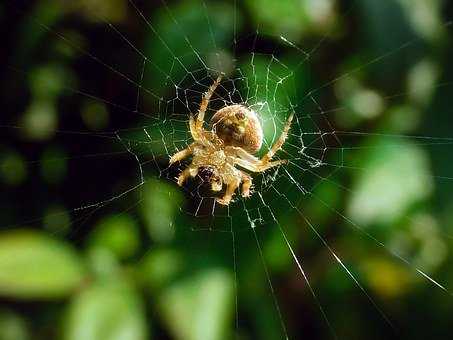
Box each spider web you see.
[2,0,453,338]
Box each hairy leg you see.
[216,178,240,205]
[189,116,201,141]
[228,114,293,174]
[211,175,223,192]
[169,145,193,165]
[241,172,252,197]
[234,157,287,173]
[255,159,288,172]
[196,75,222,130]
[177,166,198,186]
[260,113,293,164]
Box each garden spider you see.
[169,75,293,205]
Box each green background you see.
[1,0,453,339]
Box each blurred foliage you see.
[65,281,147,340]
[347,138,433,226]
[1,0,453,340]
[0,230,85,299]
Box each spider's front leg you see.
[195,75,222,131]
[234,153,288,173]
[251,159,288,172]
[169,145,194,165]
[260,113,294,166]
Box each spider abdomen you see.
[210,104,263,154]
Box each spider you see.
[169,75,294,205]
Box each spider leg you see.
[177,166,198,186]
[226,114,293,174]
[189,116,201,141]
[235,157,287,173]
[254,159,288,172]
[211,175,223,192]
[225,146,259,163]
[169,145,194,165]
[240,172,252,198]
[260,113,294,164]
[196,75,222,130]
[216,178,240,206]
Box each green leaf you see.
[159,268,234,340]
[0,230,85,299]
[244,0,310,39]
[140,248,184,291]
[88,215,140,260]
[144,0,236,93]
[142,180,183,243]
[238,55,295,146]
[0,309,29,340]
[65,282,148,340]
[347,138,433,226]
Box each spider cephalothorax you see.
[169,75,293,205]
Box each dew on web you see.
[1,0,453,339]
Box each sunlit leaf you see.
[65,281,148,340]
[144,0,236,94]
[140,248,184,291]
[88,215,140,260]
[407,59,440,108]
[159,269,234,340]
[20,99,57,141]
[245,0,309,39]
[347,138,433,226]
[0,230,86,299]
